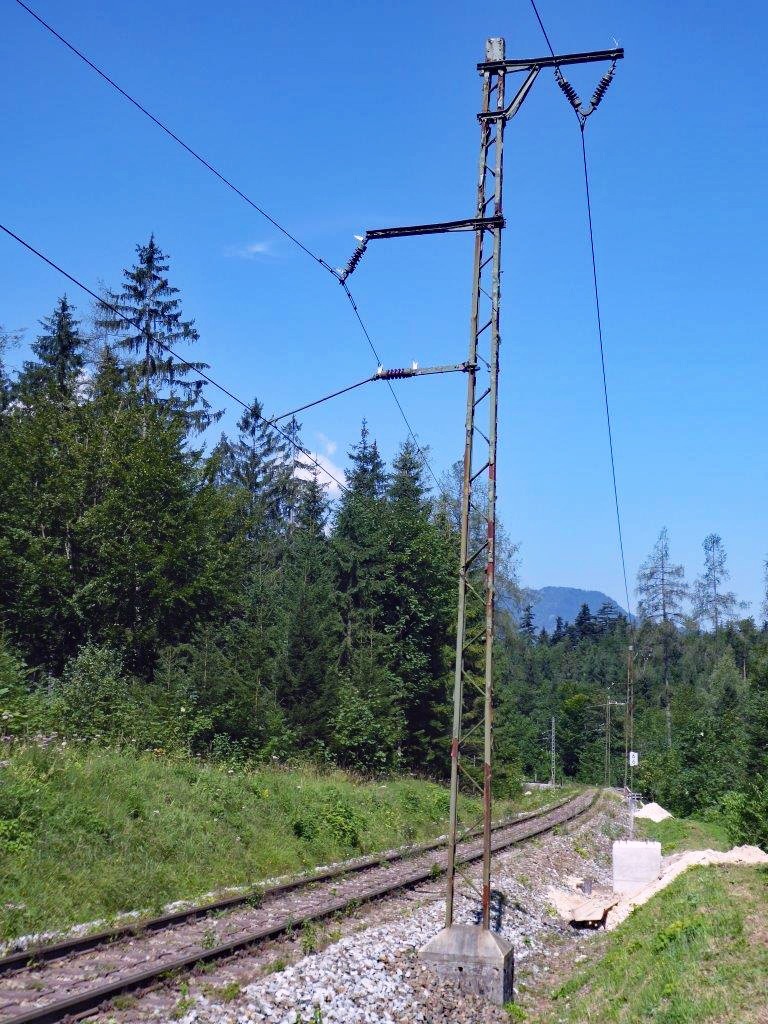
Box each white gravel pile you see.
[633,801,672,822]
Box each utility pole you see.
[604,694,611,788]
[623,642,635,790]
[340,36,623,1005]
[550,715,556,787]
[605,696,626,789]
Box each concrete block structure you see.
[612,840,662,896]
[420,924,513,1004]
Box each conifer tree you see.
[333,420,390,654]
[637,527,688,747]
[384,440,454,770]
[572,604,595,642]
[692,533,740,634]
[96,236,216,429]
[519,604,536,641]
[17,297,84,401]
[275,470,341,746]
[214,399,297,539]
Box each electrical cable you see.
[527,0,632,620]
[12,0,335,279]
[0,221,350,495]
[15,0,441,491]
[578,130,632,619]
[528,0,558,59]
[270,372,378,423]
[529,0,637,790]
[341,283,441,489]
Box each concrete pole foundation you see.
[612,840,662,896]
[419,924,514,1005]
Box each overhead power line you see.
[15,0,439,490]
[0,221,350,495]
[528,0,632,619]
[12,0,334,278]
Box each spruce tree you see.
[333,420,390,653]
[17,297,84,401]
[275,470,341,747]
[519,604,536,641]
[214,399,297,539]
[636,527,688,747]
[384,440,454,771]
[96,236,217,429]
[692,533,740,634]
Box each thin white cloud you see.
[224,240,274,260]
[294,435,346,497]
[317,432,337,456]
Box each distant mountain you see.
[518,586,629,633]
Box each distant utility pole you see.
[605,696,626,789]
[623,642,635,790]
[550,715,556,787]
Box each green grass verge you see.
[0,743,575,942]
[636,815,730,854]
[534,864,768,1024]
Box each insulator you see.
[589,64,616,112]
[380,367,414,379]
[340,237,368,281]
[555,72,582,114]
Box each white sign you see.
[629,751,639,767]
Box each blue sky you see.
[2,0,767,614]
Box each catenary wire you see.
[15,0,440,491]
[12,0,335,278]
[270,372,378,423]
[0,222,350,495]
[341,283,442,489]
[528,0,632,619]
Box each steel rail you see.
[0,791,577,975]
[0,790,596,1024]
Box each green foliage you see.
[717,777,768,850]
[0,743,529,941]
[536,865,767,1024]
[636,815,729,855]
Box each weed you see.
[429,862,442,879]
[327,927,342,943]
[110,995,137,1011]
[208,981,241,1002]
[651,915,704,952]
[170,996,195,1020]
[300,920,318,954]
[201,925,217,950]
[264,956,288,974]
[503,1002,526,1021]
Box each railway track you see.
[0,788,596,1024]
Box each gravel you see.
[134,795,623,1024]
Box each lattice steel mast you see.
[338,37,623,954]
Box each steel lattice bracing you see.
[444,37,508,930]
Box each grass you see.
[532,864,768,1023]
[635,815,730,854]
[0,742,574,942]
